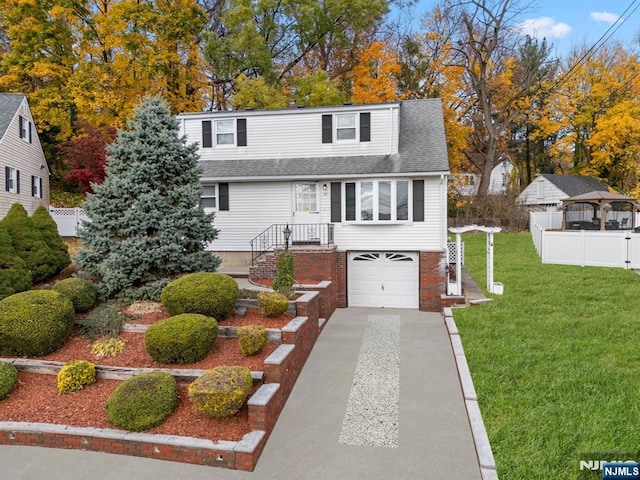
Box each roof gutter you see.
[200,171,451,183]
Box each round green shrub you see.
[52,278,97,313]
[0,290,75,356]
[160,272,239,320]
[0,362,18,400]
[238,325,267,356]
[57,359,96,394]
[188,366,252,418]
[105,371,177,431]
[145,314,218,364]
[257,291,289,317]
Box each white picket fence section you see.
[530,211,640,269]
[49,207,89,237]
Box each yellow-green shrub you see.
[257,291,289,317]
[57,360,96,394]
[0,362,18,400]
[105,371,177,431]
[160,272,238,320]
[188,366,252,418]
[0,290,75,356]
[52,277,97,313]
[91,337,126,359]
[145,314,218,364]
[238,325,267,356]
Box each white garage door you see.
[348,252,419,309]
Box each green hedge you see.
[0,362,18,400]
[188,366,252,418]
[160,272,238,320]
[257,291,289,317]
[105,371,177,431]
[52,278,97,313]
[0,290,75,356]
[0,224,31,301]
[145,314,218,364]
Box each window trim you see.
[199,183,229,211]
[5,166,19,194]
[19,115,32,143]
[200,184,217,210]
[342,179,413,224]
[31,175,42,198]
[215,119,236,147]
[335,113,358,142]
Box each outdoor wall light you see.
[283,224,292,251]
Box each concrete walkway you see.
[0,308,481,480]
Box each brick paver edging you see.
[443,307,499,480]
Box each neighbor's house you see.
[517,174,609,211]
[0,93,49,217]
[454,158,515,197]
[177,99,450,311]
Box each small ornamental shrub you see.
[91,337,126,359]
[79,300,126,340]
[145,314,218,364]
[272,252,295,298]
[31,205,71,274]
[105,371,177,431]
[189,366,253,418]
[1,203,58,283]
[0,362,18,400]
[257,291,289,317]
[238,325,267,356]
[0,290,75,356]
[0,223,31,301]
[52,277,97,313]
[160,272,239,320]
[57,360,96,394]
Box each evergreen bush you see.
[238,325,267,356]
[31,205,71,274]
[145,314,218,364]
[52,277,97,313]
[0,290,75,356]
[76,97,220,298]
[160,272,238,320]
[257,291,289,317]
[272,252,295,298]
[1,203,58,283]
[188,366,252,418]
[0,223,31,300]
[0,362,18,400]
[57,360,96,394]
[105,371,177,431]
[78,300,126,340]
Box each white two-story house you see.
[177,99,450,311]
[0,93,50,217]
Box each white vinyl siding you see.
[0,99,49,217]
[518,177,568,207]
[179,104,399,161]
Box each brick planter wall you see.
[419,251,447,312]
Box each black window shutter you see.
[330,182,341,222]
[28,121,32,143]
[16,170,20,194]
[18,116,23,138]
[5,167,9,191]
[237,119,247,147]
[345,182,356,221]
[322,115,332,143]
[413,180,424,222]
[31,175,36,196]
[39,177,42,198]
[360,112,371,142]
[219,183,229,211]
[202,120,212,148]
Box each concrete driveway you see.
[0,308,482,480]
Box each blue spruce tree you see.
[77,97,220,298]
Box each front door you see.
[292,182,321,244]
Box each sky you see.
[410,0,640,58]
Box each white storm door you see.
[293,182,320,224]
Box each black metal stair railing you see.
[249,224,334,264]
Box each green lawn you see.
[454,232,640,479]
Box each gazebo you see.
[562,191,639,231]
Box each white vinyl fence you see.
[530,211,640,269]
[49,207,89,237]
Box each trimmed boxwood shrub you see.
[188,366,252,418]
[257,291,289,317]
[52,277,97,313]
[105,371,177,431]
[160,272,238,320]
[0,290,75,356]
[0,362,18,400]
[31,205,71,274]
[145,314,218,364]
[238,325,267,356]
[0,224,31,301]
[57,360,96,394]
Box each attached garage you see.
[347,252,419,309]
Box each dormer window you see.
[336,114,356,141]
[322,112,370,144]
[216,120,234,145]
[201,119,247,148]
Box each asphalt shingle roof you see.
[0,93,25,140]
[199,98,449,181]
[541,174,609,196]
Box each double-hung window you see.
[19,115,32,143]
[345,180,411,222]
[201,119,247,148]
[336,114,357,141]
[322,112,370,143]
[215,120,235,146]
[31,175,42,198]
[200,185,217,209]
[5,167,19,193]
